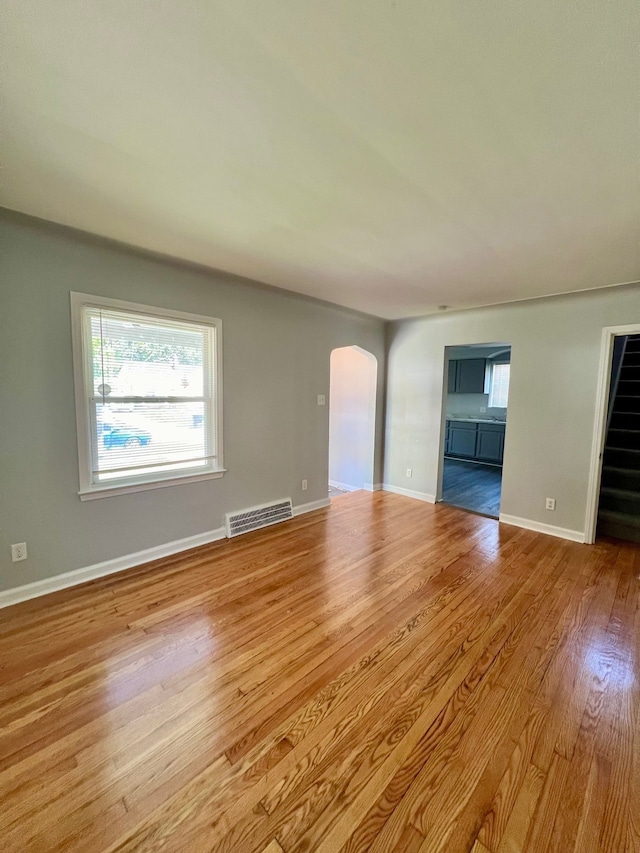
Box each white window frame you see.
[71,292,224,500]
[488,361,510,408]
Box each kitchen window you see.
[488,362,510,408]
[71,293,224,499]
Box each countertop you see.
[446,417,506,424]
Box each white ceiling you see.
[2,1,639,319]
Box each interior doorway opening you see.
[588,329,640,543]
[438,343,511,519]
[328,346,377,498]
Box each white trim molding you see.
[293,497,331,516]
[0,527,227,610]
[364,483,383,492]
[79,469,227,500]
[70,292,225,500]
[328,480,361,492]
[584,322,640,544]
[0,498,333,610]
[499,514,585,544]
[382,484,436,503]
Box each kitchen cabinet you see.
[447,359,486,394]
[446,419,505,465]
[447,362,457,393]
[476,423,505,463]
[448,420,477,458]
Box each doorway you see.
[328,346,377,498]
[439,344,511,518]
[586,325,640,543]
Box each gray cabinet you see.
[448,421,477,458]
[447,359,486,394]
[476,424,505,463]
[446,420,505,465]
[447,362,457,393]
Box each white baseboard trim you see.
[0,527,227,610]
[328,480,361,492]
[0,499,333,610]
[499,514,586,544]
[364,482,383,492]
[293,497,331,517]
[382,484,436,503]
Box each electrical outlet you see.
[480,407,487,413]
[11,542,27,562]
[317,395,326,406]
[406,468,412,478]
[545,498,556,511]
[301,479,308,491]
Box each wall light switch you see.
[406,468,412,478]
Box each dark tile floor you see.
[441,458,503,518]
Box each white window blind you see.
[72,294,223,498]
[488,363,510,408]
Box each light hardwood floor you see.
[0,491,638,852]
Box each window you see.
[488,362,510,408]
[71,293,223,499]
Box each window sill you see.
[78,469,227,501]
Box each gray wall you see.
[0,211,386,592]
[385,284,640,534]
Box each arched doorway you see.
[328,346,377,496]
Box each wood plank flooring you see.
[0,491,638,852]
[442,458,503,518]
